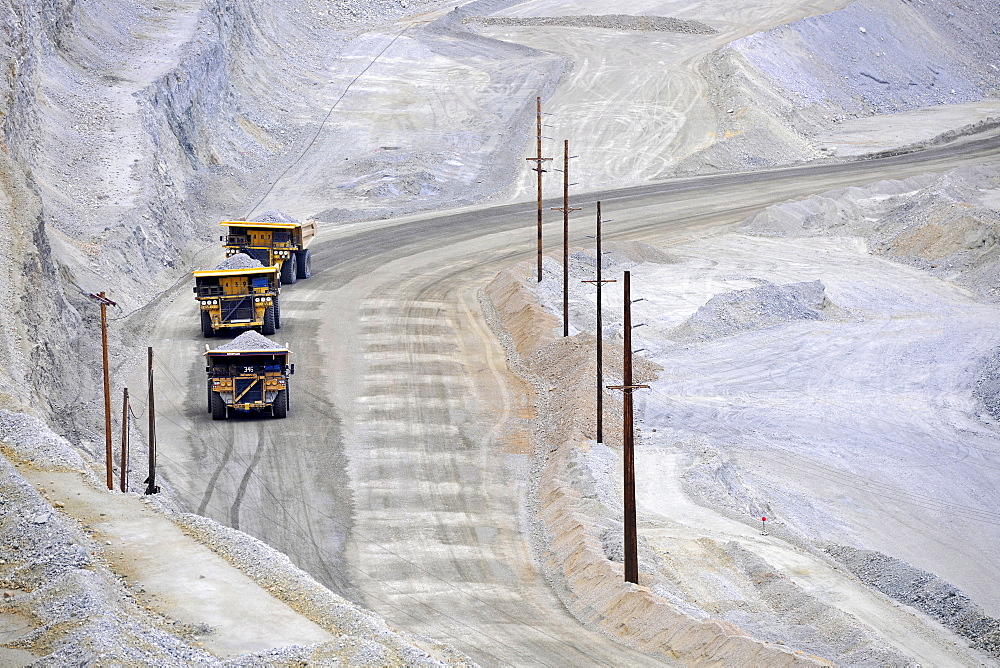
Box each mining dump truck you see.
[205,331,293,419]
[220,211,316,285]
[193,254,281,337]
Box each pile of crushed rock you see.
[824,544,1000,658]
[213,330,284,351]
[251,210,300,225]
[213,254,264,271]
[669,280,833,342]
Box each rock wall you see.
[676,0,1000,173]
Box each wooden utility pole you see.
[582,202,615,443]
[87,291,117,490]
[550,140,581,337]
[121,387,129,493]
[525,96,551,282]
[144,347,159,495]
[608,270,648,584]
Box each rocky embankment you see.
[678,0,1000,172]
[0,411,473,665]
[481,164,1000,664]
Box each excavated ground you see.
[2,0,999,662]
[483,163,1000,665]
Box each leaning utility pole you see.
[551,140,580,337]
[525,96,551,282]
[608,270,648,584]
[87,291,117,490]
[144,347,159,495]
[582,202,615,443]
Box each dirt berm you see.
[481,265,829,666]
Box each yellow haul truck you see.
[193,258,281,337]
[205,331,293,419]
[220,216,316,285]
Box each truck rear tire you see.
[211,392,227,420]
[201,310,216,338]
[296,249,312,279]
[207,381,212,413]
[273,297,281,329]
[262,306,276,335]
[280,254,297,285]
[272,390,288,418]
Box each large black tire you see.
[280,254,297,285]
[296,249,312,279]
[272,389,288,418]
[201,310,215,338]
[273,297,281,329]
[207,381,212,413]
[261,306,276,335]
[211,392,227,420]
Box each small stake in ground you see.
[761,516,768,536]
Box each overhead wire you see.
[605,270,1000,527]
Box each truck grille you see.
[221,297,253,322]
[234,378,263,404]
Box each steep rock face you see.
[0,0,320,440]
[0,0,89,421]
[677,0,1000,174]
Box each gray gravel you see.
[213,253,264,271]
[213,330,284,352]
[463,14,717,35]
[0,411,88,473]
[0,453,216,664]
[160,507,473,667]
[250,209,300,225]
[670,280,833,342]
[824,543,1000,659]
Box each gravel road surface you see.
[133,134,1000,663]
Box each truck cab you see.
[220,217,316,285]
[205,332,293,419]
[193,262,281,337]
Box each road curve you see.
[134,135,999,664]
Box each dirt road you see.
[130,134,1000,663]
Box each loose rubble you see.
[670,281,833,343]
[213,253,265,271]
[213,330,284,351]
[824,544,1000,658]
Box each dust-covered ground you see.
[2,0,1000,662]
[489,162,1000,664]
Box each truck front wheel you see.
[296,249,312,279]
[201,310,216,338]
[280,254,298,285]
[273,297,281,329]
[261,306,276,335]
[211,392,227,420]
[272,390,288,418]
